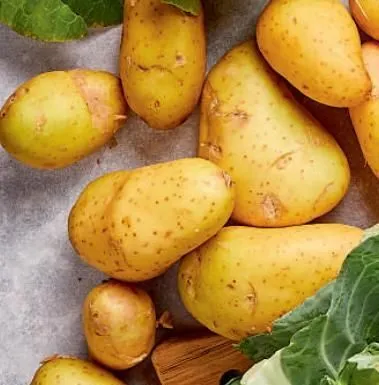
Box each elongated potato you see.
[257,0,371,107]
[0,70,127,169]
[199,41,350,227]
[83,280,156,370]
[69,158,235,281]
[350,42,379,178]
[350,0,379,40]
[30,356,126,385]
[119,0,206,129]
[178,225,363,340]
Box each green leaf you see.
[0,0,200,41]
[62,0,123,27]
[0,0,87,41]
[240,234,379,385]
[335,343,379,385]
[162,0,201,15]
[320,377,337,385]
[239,225,379,364]
[238,283,334,362]
[241,350,291,385]
[281,235,379,385]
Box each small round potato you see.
[30,356,126,385]
[0,69,127,169]
[178,225,363,341]
[83,280,156,370]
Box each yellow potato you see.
[178,225,363,341]
[0,70,127,169]
[69,158,235,281]
[257,0,371,107]
[119,0,206,129]
[83,280,156,370]
[199,41,350,227]
[30,356,126,385]
[68,171,130,273]
[350,0,379,40]
[350,42,379,178]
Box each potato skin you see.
[256,0,371,107]
[350,42,379,178]
[350,0,379,40]
[119,0,206,130]
[83,280,156,370]
[0,70,127,169]
[30,356,126,385]
[178,225,363,341]
[68,171,130,274]
[199,41,350,227]
[69,158,235,281]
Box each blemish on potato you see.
[34,114,47,132]
[174,53,186,67]
[261,194,285,220]
[270,150,297,170]
[313,182,335,209]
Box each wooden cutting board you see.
[152,333,252,385]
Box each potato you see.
[119,0,206,130]
[350,0,379,40]
[69,158,235,281]
[178,225,363,341]
[0,70,127,169]
[30,356,125,385]
[350,42,379,178]
[68,171,130,273]
[256,0,371,107]
[199,41,350,227]
[83,280,156,370]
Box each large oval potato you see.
[83,280,156,370]
[30,356,126,385]
[256,0,371,107]
[350,0,379,40]
[69,158,235,281]
[119,0,206,129]
[0,70,127,169]
[199,41,350,227]
[178,225,363,341]
[350,42,379,178]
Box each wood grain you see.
[152,333,252,385]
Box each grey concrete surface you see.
[0,1,264,384]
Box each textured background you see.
[1,0,379,384]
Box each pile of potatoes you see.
[3,0,379,383]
